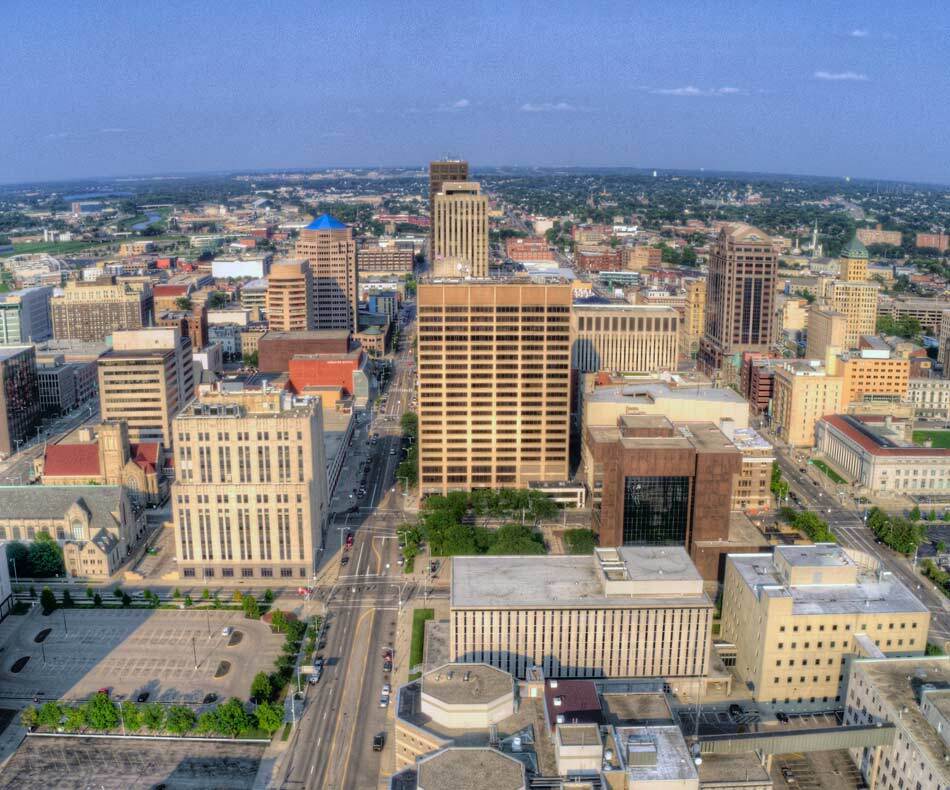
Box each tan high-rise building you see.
[417,282,571,495]
[806,308,848,359]
[698,224,777,373]
[172,388,329,582]
[681,278,706,359]
[51,278,153,342]
[772,358,843,447]
[838,235,870,281]
[97,328,194,446]
[939,309,950,370]
[827,280,879,347]
[431,181,489,278]
[294,214,358,332]
[265,261,314,332]
[429,159,469,220]
[571,304,677,374]
[722,545,929,707]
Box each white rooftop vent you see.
[556,714,565,724]
[550,680,558,689]
[554,696,563,707]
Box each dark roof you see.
[543,679,604,730]
[304,214,346,231]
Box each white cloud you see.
[850,28,869,37]
[814,70,869,81]
[44,127,131,140]
[435,98,471,112]
[99,127,130,134]
[649,85,747,96]
[519,101,584,112]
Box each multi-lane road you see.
[773,446,950,644]
[277,301,418,789]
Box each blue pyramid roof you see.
[305,213,347,231]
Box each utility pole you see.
[192,635,198,669]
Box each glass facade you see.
[622,475,690,545]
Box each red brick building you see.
[505,237,553,261]
[257,329,352,373]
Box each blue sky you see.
[2,0,948,184]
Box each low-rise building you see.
[722,545,929,709]
[728,426,774,514]
[0,485,145,578]
[815,414,950,495]
[0,286,53,345]
[845,656,950,790]
[571,303,678,374]
[450,546,713,682]
[908,377,950,420]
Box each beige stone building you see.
[728,426,774,514]
[571,303,678,374]
[772,359,843,447]
[845,657,950,790]
[294,214,358,332]
[681,278,705,359]
[417,282,571,495]
[622,245,662,271]
[172,388,329,581]
[805,307,847,359]
[265,261,314,332]
[98,328,194,446]
[722,545,929,708]
[51,278,152,342]
[450,547,713,681]
[698,224,778,373]
[825,279,879,348]
[938,309,950,369]
[0,485,144,578]
[431,181,488,278]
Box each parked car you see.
[203,693,218,704]
[373,733,385,751]
[383,659,393,672]
[341,555,350,566]
[345,532,354,548]
[379,694,390,708]
[221,626,233,637]
[136,692,149,703]
[776,711,789,723]
[728,703,744,717]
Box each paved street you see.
[773,447,950,644]
[274,300,417,789]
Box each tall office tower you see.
[51,278,153,342]
[0,346,41,457]
[428,159,469,246]
[417,282,571,495]
[98,328,194,445]
[172,388,329,581]
[571,304,678,374]
[805,307,847,359]
[826,280,878,348]
[681,278,706,359]
[838,235,869,281]
[265,261,314,332]
[294,214,358,333]
[697,224,777,374]
[0,286,53,345]
[431,181,489,278]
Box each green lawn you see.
[913,430,950,449]
[408,608,434,680]
[811,459,846,484]
[11,240,103,256]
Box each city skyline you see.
[3,1,949,184]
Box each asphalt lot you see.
[0,736,266,790]
[0,607,283,704]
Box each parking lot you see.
[0,735,265,789]
[0,607,283,704]
[772,750,864,790]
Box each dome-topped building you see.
[839,233,869,281]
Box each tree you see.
[909,505,922,521]
[19,706,38,729]
[165,705,196,735]
[196,710,219,734]
[255,701,283,735]
[232,590,243,603]
[207,292,229,309]
[173,587,181,598]
[141,703,165,731]
[93,593,102,607]
[270,610,288,633]
[175,297,193,311]
[85,692,119,730]
[184,595,193,607]
[62,590,74,608]
[263,588,274,603]
[29,536,65,578]
[120,700,142,731]
[487,523,546,555]
[242,351,259,368]
[202,587,211,600]
[64,705,87,731]
[251,671,273,703]
[37,701,63,727]
[214,698,250,737]
[40,586,57,614]
[242,594,260,620]
[121,592,132,607]
[85,586,94,599]
[113,587,123,599]
[564,528,596,555]
[5,541,28,579]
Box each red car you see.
[345,532,354,549]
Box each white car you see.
[221,626,233,637]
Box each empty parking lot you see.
[0,608,283,704]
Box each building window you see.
[203,568,215,578]
[621,475,690,545]
[183,568,196,578]
[241,568,254,578]
[221,568,234,578]
[280,568,293,578]
[260,568,273,578]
